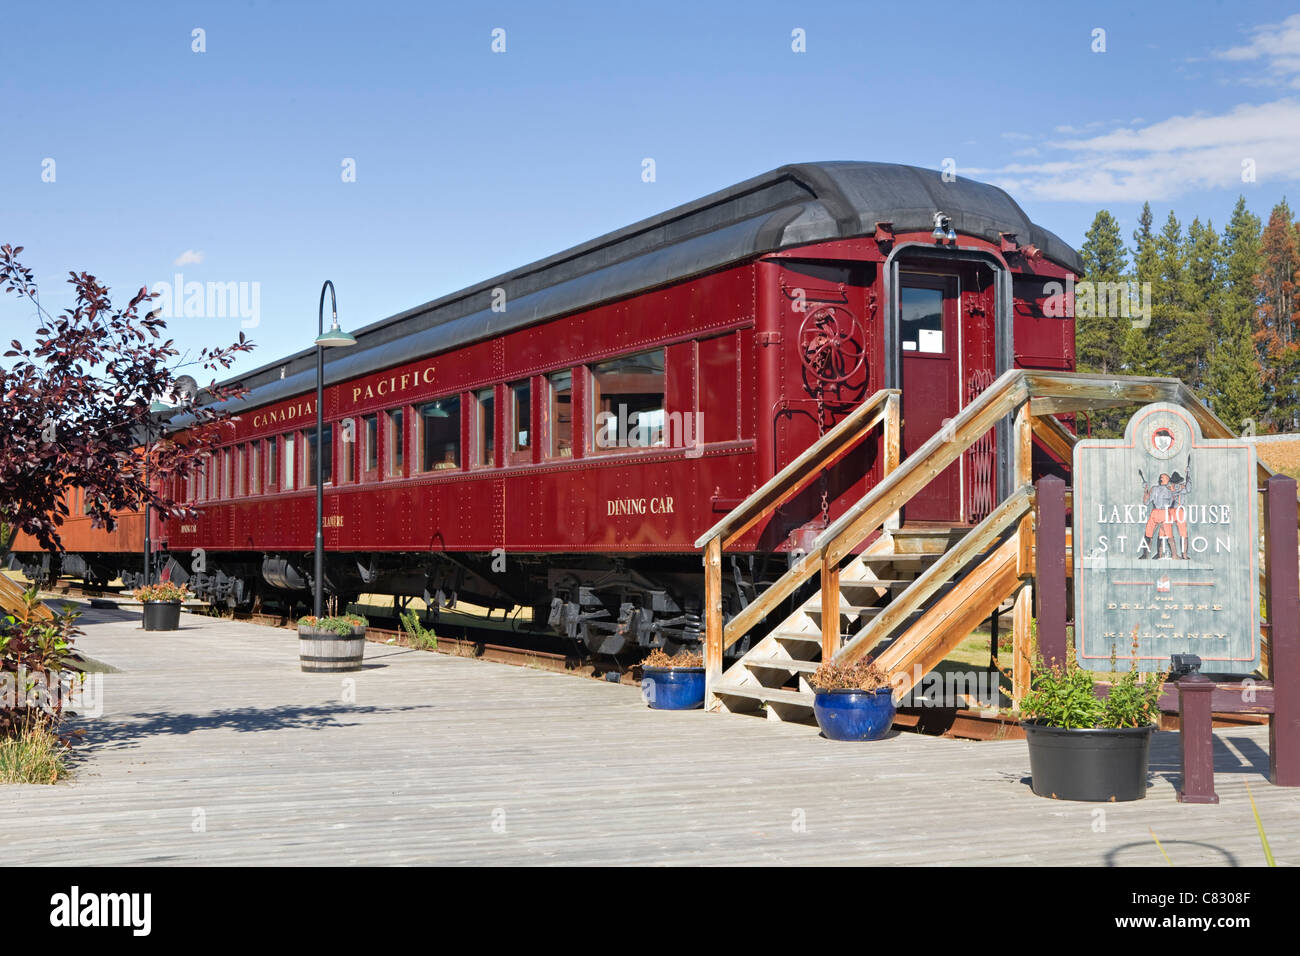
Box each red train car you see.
[11,162,1080,653]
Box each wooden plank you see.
[836,486,1034,664]
[818,371,1030,566]
[703,536,723,712]
[1012,584,1033,707]
[723,370,1028,650]
[1028,411,1076,464]
[0,573,52,621]
[884,392,902,531]
[875,536,1023,699]
[820,551,839,662]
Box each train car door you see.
[898,272,961,523]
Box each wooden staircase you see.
[711,527,958,721]
[698,369,1279,729]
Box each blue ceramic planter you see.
[813,687,896,740]
[641,667,706,710]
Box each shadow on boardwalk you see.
[67,702,431,757]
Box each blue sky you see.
[3,0,1300,380]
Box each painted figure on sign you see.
[1138,469,1175,559]
[1168,458,1191,560]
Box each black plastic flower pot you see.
[1022,721,1155,801]
[142,600,182,631]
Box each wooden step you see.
[743,657,819,674]
[889,526,971,554]
[711,682,812,707]
[801,603,887,617]
[769,629,823,643]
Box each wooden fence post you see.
[1176,673,1219,803]
[1035,475,1067,670]
[1265,474,1300,786]
[704,536,723,713]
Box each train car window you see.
[221,447,232,498]
[340,418,355,483]
[266,437,279,493]
[547,370,573,459]
[386,408,405,477]
[306,424,333,486]
[900,286,945,354]
[194,458,206,501]
[699,334,740,443]
[234,445,246,497]
[417,397,461,471]
[507,381,530,462]
[249,440,261,495]
[363,414,379,478]
[283,433,297,491]
[472,389,494,468]
[591,349,666,452]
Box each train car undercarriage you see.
[9,549,768,657]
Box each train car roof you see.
[197,161,1082,417]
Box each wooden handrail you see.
[835,483,1036,664]
[693,387,899,551]
[812,368,1030,565]
[720,369,1029,653]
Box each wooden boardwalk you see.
[3,601,1296,866]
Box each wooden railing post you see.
[884,392,902,532]
[820,550,840,661]
[1035,475,1067,670]
[704,536,723,712]
[1264,474,1300,786]
[1012,406,1034,705]
[1176,673,1220,803]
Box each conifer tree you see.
[1123,202,1159,375]
[1076,210,1128,375]
[1256,200,1300,430]
[1208,197,1263,431]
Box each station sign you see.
[1073,403,1259,674]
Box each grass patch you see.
[0,724,71,785]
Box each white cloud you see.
[1212,13,1300,87]
[173,249,204,266]
[971,99,1300,202]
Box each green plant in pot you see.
[136,581,191,631]
[297,614,369,673]
[1019,641,1166,801]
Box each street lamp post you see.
[313,281,357,618]
[142,401,170,588]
